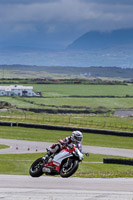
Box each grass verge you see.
[0,153,133,177]
[1,111,133,132]
[0,144,9,149]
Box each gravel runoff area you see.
[1,138,133,158]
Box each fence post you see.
[68,117,70,124]
[10,110,12,120]
[62,116,64,124]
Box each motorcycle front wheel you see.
[60,159,79,178]
[29,157,44,177]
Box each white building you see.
[0,85,37,97]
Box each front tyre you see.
[60,160,79,178]
[29,157,44,177]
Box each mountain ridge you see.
[67,28,133,50]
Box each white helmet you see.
[72,131,83,143]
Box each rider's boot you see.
[44,144,60,163]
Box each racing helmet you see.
[72,130,83,143]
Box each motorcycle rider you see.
[44,130,83,162]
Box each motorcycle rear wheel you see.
[60,159,79,178]
[29,157,44,177]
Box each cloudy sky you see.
[0,0,133,50]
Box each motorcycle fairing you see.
[44,149,74,172]
[53,149,73,164]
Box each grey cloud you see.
[1,0,132,24]
[0,0,60,4]
[0,0,133,49]
[81,0,133,5]
[1,0,133,5]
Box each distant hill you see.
[1,65,133,79]
[67,28,133,50]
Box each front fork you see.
[65,158,73,168]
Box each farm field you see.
[1,83,133,131]
[26,83,133,97]
[1,83,133,97]
[1,84,133,110]
[15,97,133,109]
[1,96,133,109]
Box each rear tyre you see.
[29,157,44,177]
[60,159,79,178]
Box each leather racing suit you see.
[45,136,82,160]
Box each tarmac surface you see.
[1,138,133,199]
[0,175,133,200]
[1,138,133,158]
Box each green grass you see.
[0,153,40,175]
[1,84,133,110]
[1,126,133,150]
[1,83,133,177]
[75,163,133,178]
[1,96,133,109]
[1,110,133,132]
[32,84,133,97]
[11,96,133,109]
[0,152,133,177]
[0,144,9,149]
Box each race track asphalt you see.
[0,175,133,200]
[1,138,133,158]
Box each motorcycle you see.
[29,144,89,178]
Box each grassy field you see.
[0,111,133,132]
[20,97,133,109]
[0,126,133,177]
[31,84,133,97]
[0,152,133,177]
[1,84,133,109]
[1,83,133,134]
[1,83,133,177]
[1,84,133,127]
[1,96,133,112]
[75,162,133,178]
